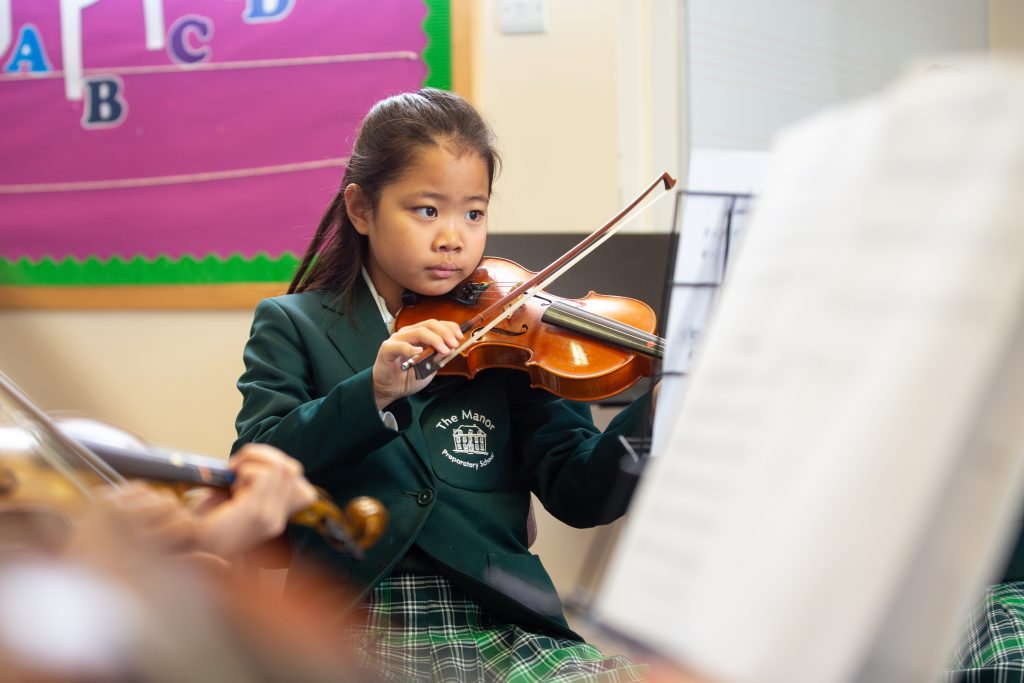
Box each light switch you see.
[500,0,548,35]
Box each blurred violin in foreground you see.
[0,370,387,559]
[398,171,675,401]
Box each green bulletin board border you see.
[423,0,452,91]
[0,1,452,289]
[0,252,301,286]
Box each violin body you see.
[396,257,661,402]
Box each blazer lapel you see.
[322,281,437,466]
[322,280,388,375]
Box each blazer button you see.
[416,488,434,506]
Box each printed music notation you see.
[596,63,1024,683]
[649,191,754,457]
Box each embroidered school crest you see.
[435,410,496,471]
[422,384,511,491]
[452,424,488,455]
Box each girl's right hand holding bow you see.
[372,319,463,409]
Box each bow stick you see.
[402,171,677,378]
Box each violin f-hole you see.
[473,323,528,338]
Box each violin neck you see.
[541,299,665,359]
[75,438,235,488]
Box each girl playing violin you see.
[233,88,654,681]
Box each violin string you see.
[456,292,662,342]
[580,315,665,348]
[455,285,666,350]
[454,303,666,356]
[548,307,666,353]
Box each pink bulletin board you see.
[0,0,453,307]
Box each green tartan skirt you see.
[942,582,1024,683]
[345,573,647,683]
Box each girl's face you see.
[348,144,489,314]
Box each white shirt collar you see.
[361,268,397,334]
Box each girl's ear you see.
[344,183,372,235]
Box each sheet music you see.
[653,189,756,456]
[653,149,765,456]
[595,60,1024,682]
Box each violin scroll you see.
[291,490,388,558]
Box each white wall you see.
[475,0,624,235]
[0,310,252,454]
[686,0,989,151]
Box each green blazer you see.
[233,282,653,639]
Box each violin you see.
[396,256,665,401]
[0,371,387,559]
[61,421,389,559]
[396,171,675,401]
